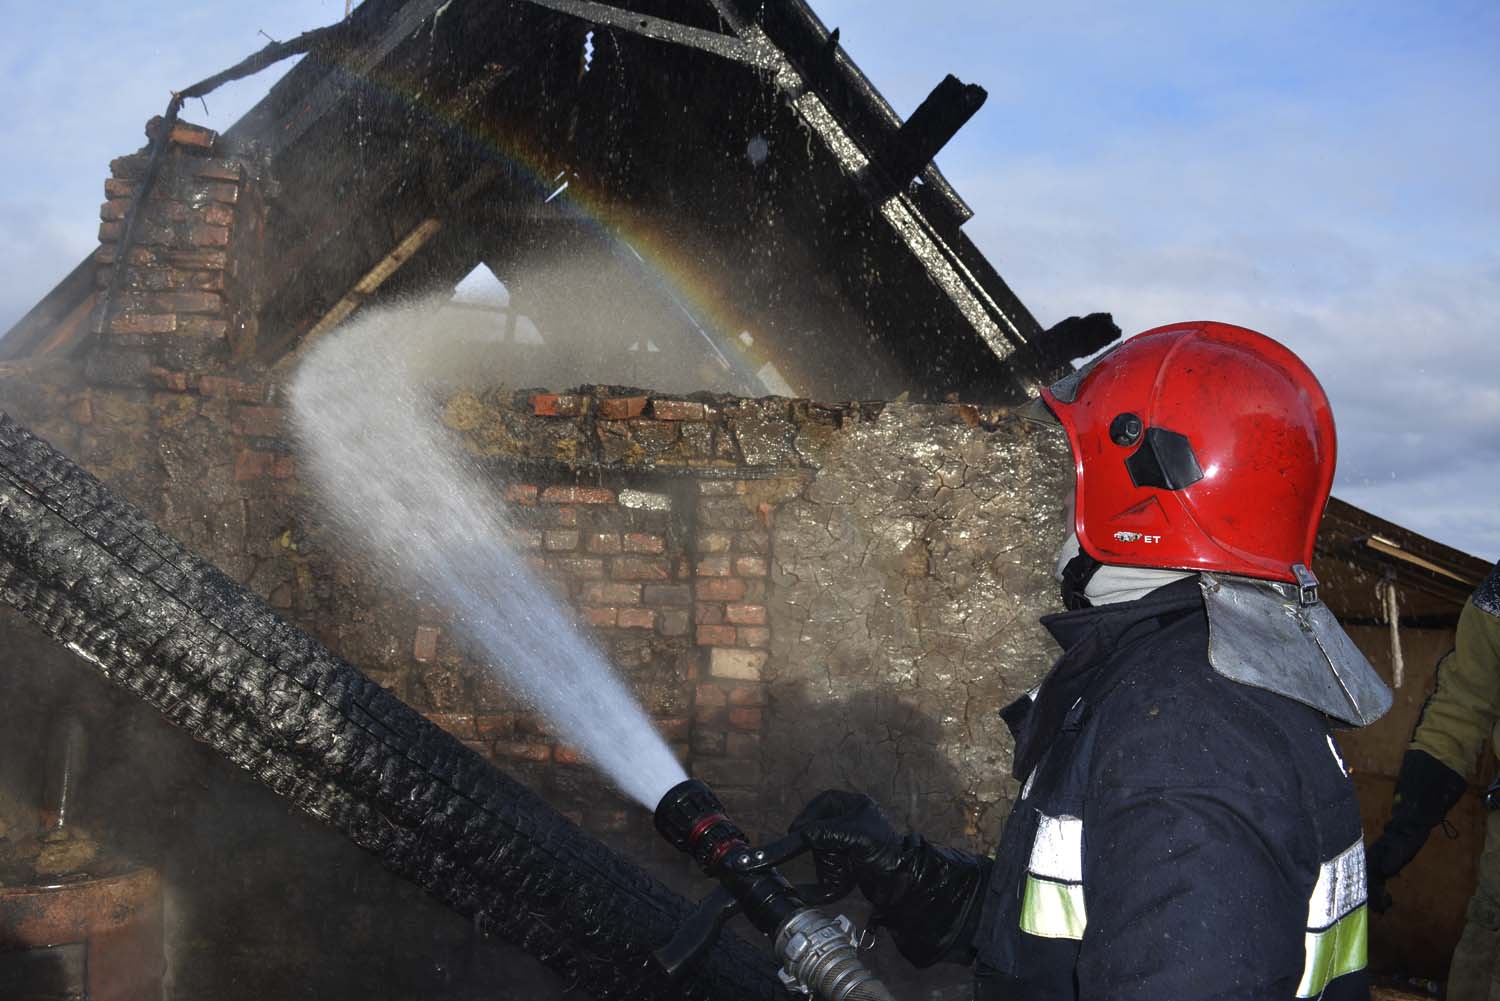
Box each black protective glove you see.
[789,790,991,967]
[1366,750,1468,914]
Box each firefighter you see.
[1367,565,1500,1001]
[791,322,1392,999]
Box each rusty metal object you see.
[0,866,163,1001]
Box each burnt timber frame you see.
[1316,497,1492,626]
[4,0,1067,400]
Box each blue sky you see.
[1,1,1496,559]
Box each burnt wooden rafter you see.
[1315,497,1492,624]
[6,0,1072,399]
[708,0,975,223]
[499,0,1037,377]
[252,33,524,363]
[224,0,455,157]
[255,67,519,291]
[272,218,444,372]
[220,0,519,351]
[519,0,989,224]
[883,74,988,194]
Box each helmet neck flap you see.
[1200,569,1391,727]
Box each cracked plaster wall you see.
[765,406,1069,853]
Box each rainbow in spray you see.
[306,47,814,397]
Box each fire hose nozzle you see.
[654,777,753,872]
[652,779,902,1001]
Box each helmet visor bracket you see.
[1046,341,1125,404]
[1017,395,1062,428]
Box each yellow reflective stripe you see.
[1020,875,1087,940]
[1296,904,1368,997]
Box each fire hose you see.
[655,779,900,1001]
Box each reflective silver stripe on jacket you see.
[1296,839,1368,997]
[1019,813,1086,940]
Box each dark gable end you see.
[3,0,1115,402]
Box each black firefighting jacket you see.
[969,577,1370,1000]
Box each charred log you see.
[0,414,782,1001]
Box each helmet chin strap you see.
[1055,530,1102,610]
[1060,551,1103,611]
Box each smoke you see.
[429,242,773,398]
[287,295,688,809]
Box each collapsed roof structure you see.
[3,0,1111,400]
[0,4,1110,998]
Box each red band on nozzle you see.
[686,813,727,850]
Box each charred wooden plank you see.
[514,0,776,68]
[224,0,453,158]
[879,75,987,195]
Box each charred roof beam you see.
[878,74,987,196]
[512,0,1035,370]
[225,0,453,158]
[514,0,780,68]
[743,26,1033,364]
[527,0,986,218]
[709,0,976,225]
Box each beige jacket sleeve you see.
[1411,580,1500,778]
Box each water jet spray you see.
[290,303,688,809]
[653,778,898,1001]
[292,310,904,997]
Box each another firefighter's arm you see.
[788,790,991,967]
[1410,599,1500,778]
[1369,598,1500,906]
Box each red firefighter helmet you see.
[1038,321,1336,583]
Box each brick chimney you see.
[88,117,266,389]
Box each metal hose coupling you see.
[775,910,897,1001]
